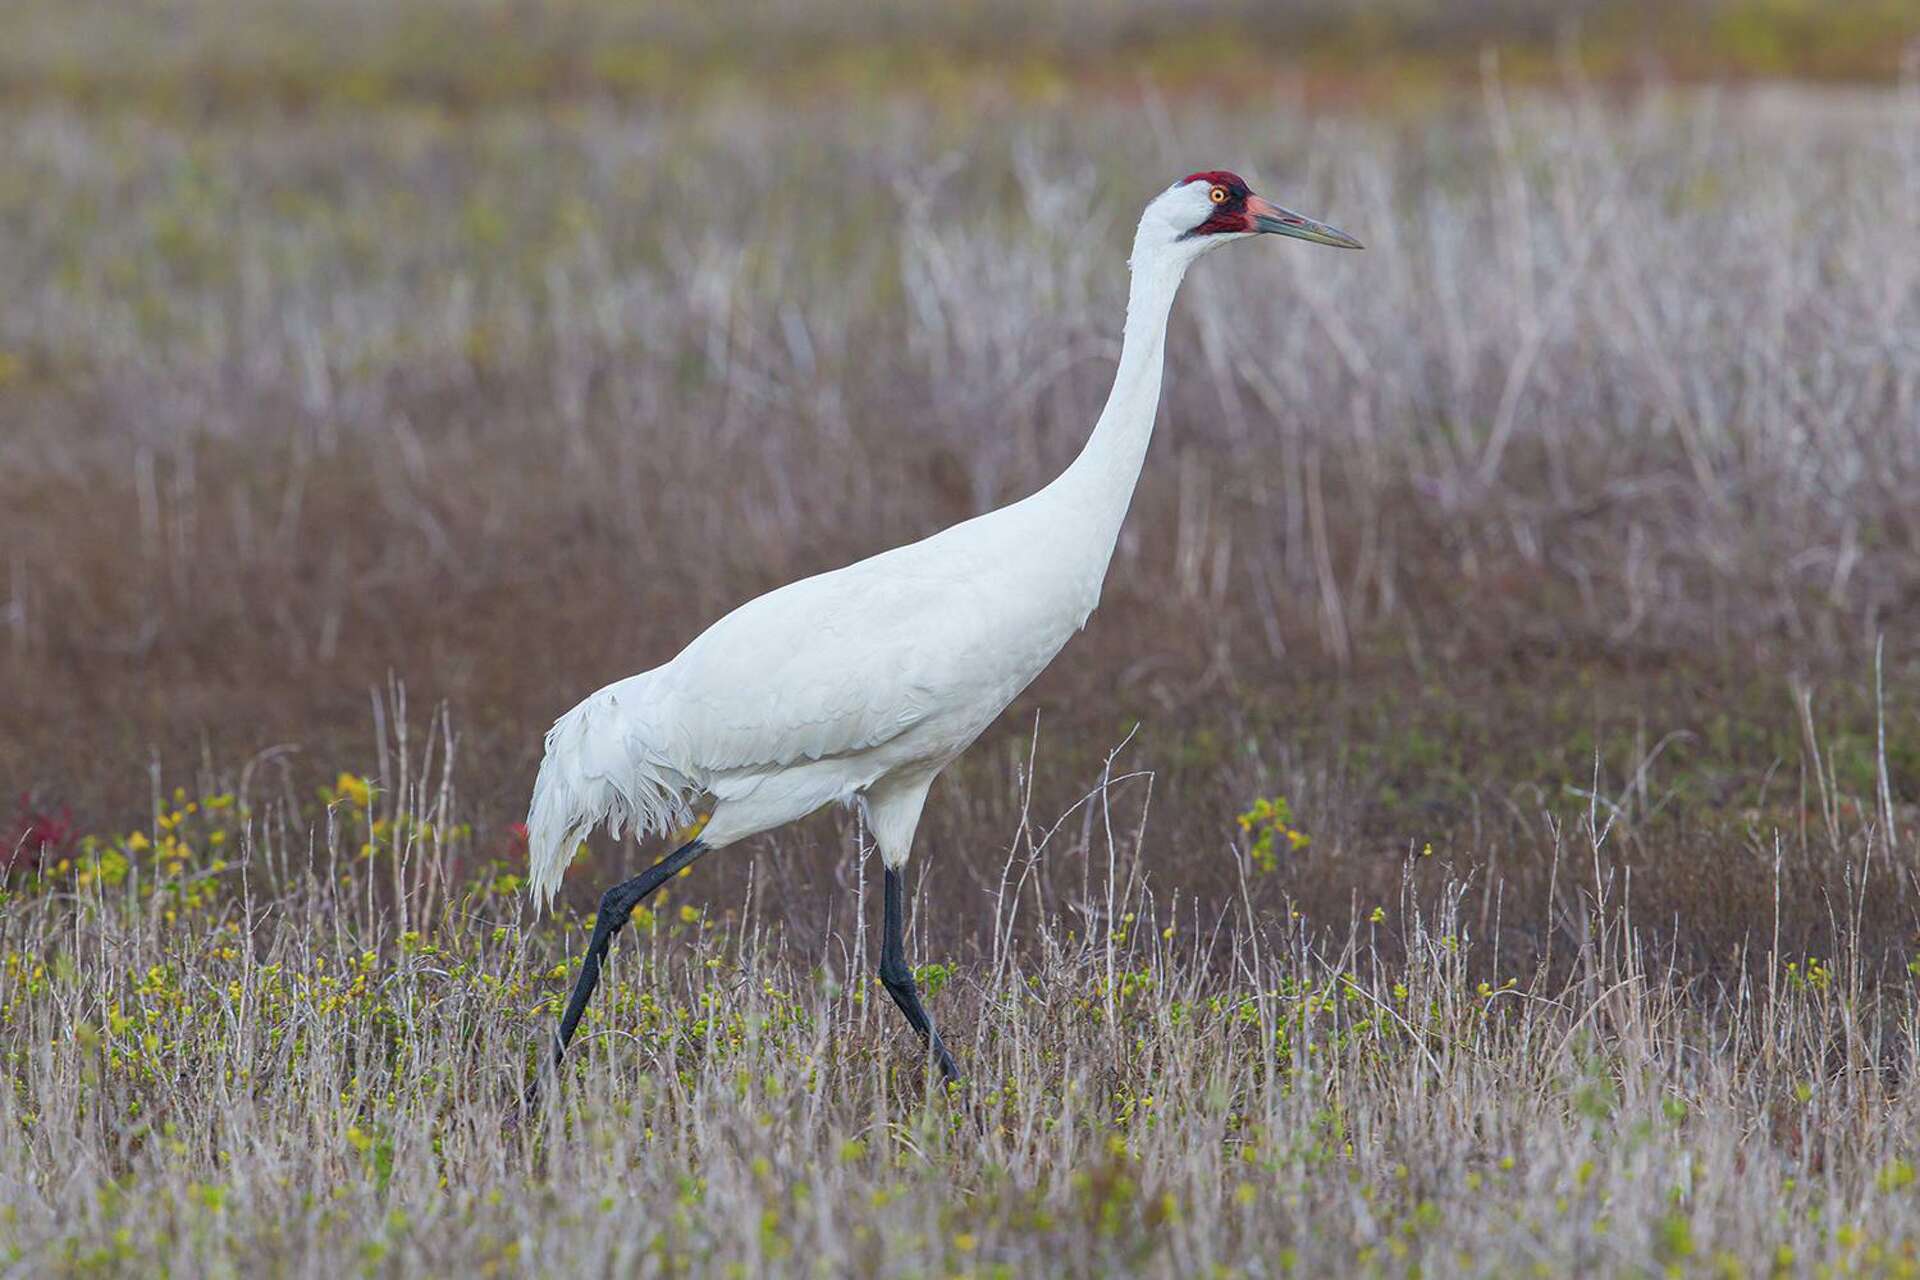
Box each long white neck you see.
[1040,237,1194,568]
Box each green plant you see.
[1236,796,1310,874]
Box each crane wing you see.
[522,564,943,908]
[654,549,984,774]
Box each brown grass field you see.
[5,2,1920,1275]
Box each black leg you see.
[550,839,708,1068]
[877,865,961,1085]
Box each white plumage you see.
[526,171,1362,910]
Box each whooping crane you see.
[528,170,1361,1086]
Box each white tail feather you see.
[525,674,700,911]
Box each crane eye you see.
[1209,185,1228,204]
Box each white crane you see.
[528,170,1360,1083]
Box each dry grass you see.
[6,11,1920,1271]
[4,732,1920,1275]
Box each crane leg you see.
[877,865,962,1086]
[549,839,708,1068]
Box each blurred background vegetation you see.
[5,0,1919,112]
[3,0,1920,965]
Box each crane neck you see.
[1043,239,1193,559]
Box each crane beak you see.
[1248,195,1364,249]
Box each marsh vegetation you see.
[5,3,1920,1273]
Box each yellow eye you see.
[1209,185,1228,204]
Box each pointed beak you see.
[1247,194,1364,250]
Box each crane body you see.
[532,484,1104,884]
[527,170,1361,1087]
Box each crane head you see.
[1161,170,1363,251]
